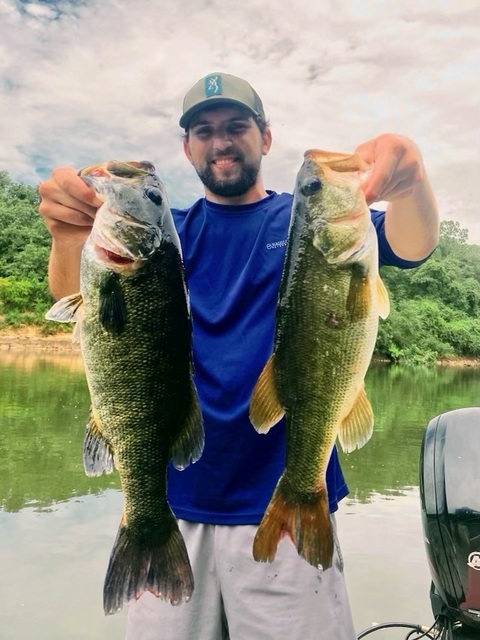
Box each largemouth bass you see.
[46,160,204,614]
[249,149,389,569]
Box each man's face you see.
[183,105,271,199]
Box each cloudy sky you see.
[2,0,479,242]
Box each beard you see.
[194,155,261,198]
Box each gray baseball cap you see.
[179,72,266,129]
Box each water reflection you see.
[339,363,480,503]
[0,353,479,639]
[1,354,479,513]
[0,352,119,513]
[0,492,127,640]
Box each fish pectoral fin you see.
[249,355,285,434]
[170,380,205,470]
[99,272,127,334]
[71,320,82,344]
[83,407,115,476]
[346,264,372,322]
[377,275,390,320]
[337,384,374,453]
[45,293,84,323]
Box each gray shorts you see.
[125,516,356,640]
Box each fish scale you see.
[46,160,204,614]
[249,149,390,570]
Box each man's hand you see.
[39,167,102,246]
[355,134,439,261]
[355,133,426,206]
[38,167,103,299]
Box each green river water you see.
[0,353,478,639]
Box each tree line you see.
[0,171,478,365]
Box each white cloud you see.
[2,0,480,241]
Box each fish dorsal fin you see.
[337,384,374,453]
[377,276,390,320]
[170,379,205,470]
[83,407,115,476]
[249,355,285,434]
[99,272,127,333]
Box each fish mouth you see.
[95,246,137,266]
[90,215,160,270]
[80,160,155,181]
[304,149,370,173]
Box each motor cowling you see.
[420,407,480,631]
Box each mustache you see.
[209,148,242,161]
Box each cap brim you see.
[179,98,257,129]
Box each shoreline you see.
[0,327,80,353]
[0,327,479,367]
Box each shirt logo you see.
[266,239,288,250]
[205,75,222,97]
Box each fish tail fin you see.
[170,380,205,470]
[103,510,193,615]
[337,383,374,453]
[249,355,285,434]
[253,477,333,569]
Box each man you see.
[39,72,439,640]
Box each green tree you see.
[0,171,54,328]
[1,170,480,363]
[376,220,480,363]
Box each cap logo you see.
[205,75,222,97]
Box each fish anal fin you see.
[83,407,115,476]
[45,293,84,324]
[253,478,333,570]
[249,355,285,434]
[377,276,390,320]
[337,384,374,453]
[170,380,205,470]
[99,272,127,334]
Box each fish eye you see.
[300,177,322,197]
[144,187,163,206]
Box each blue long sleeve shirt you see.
[167,192,424,524]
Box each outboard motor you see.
[420,407,480,638]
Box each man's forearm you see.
[48,239,83,300]
[385,178,439,261]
